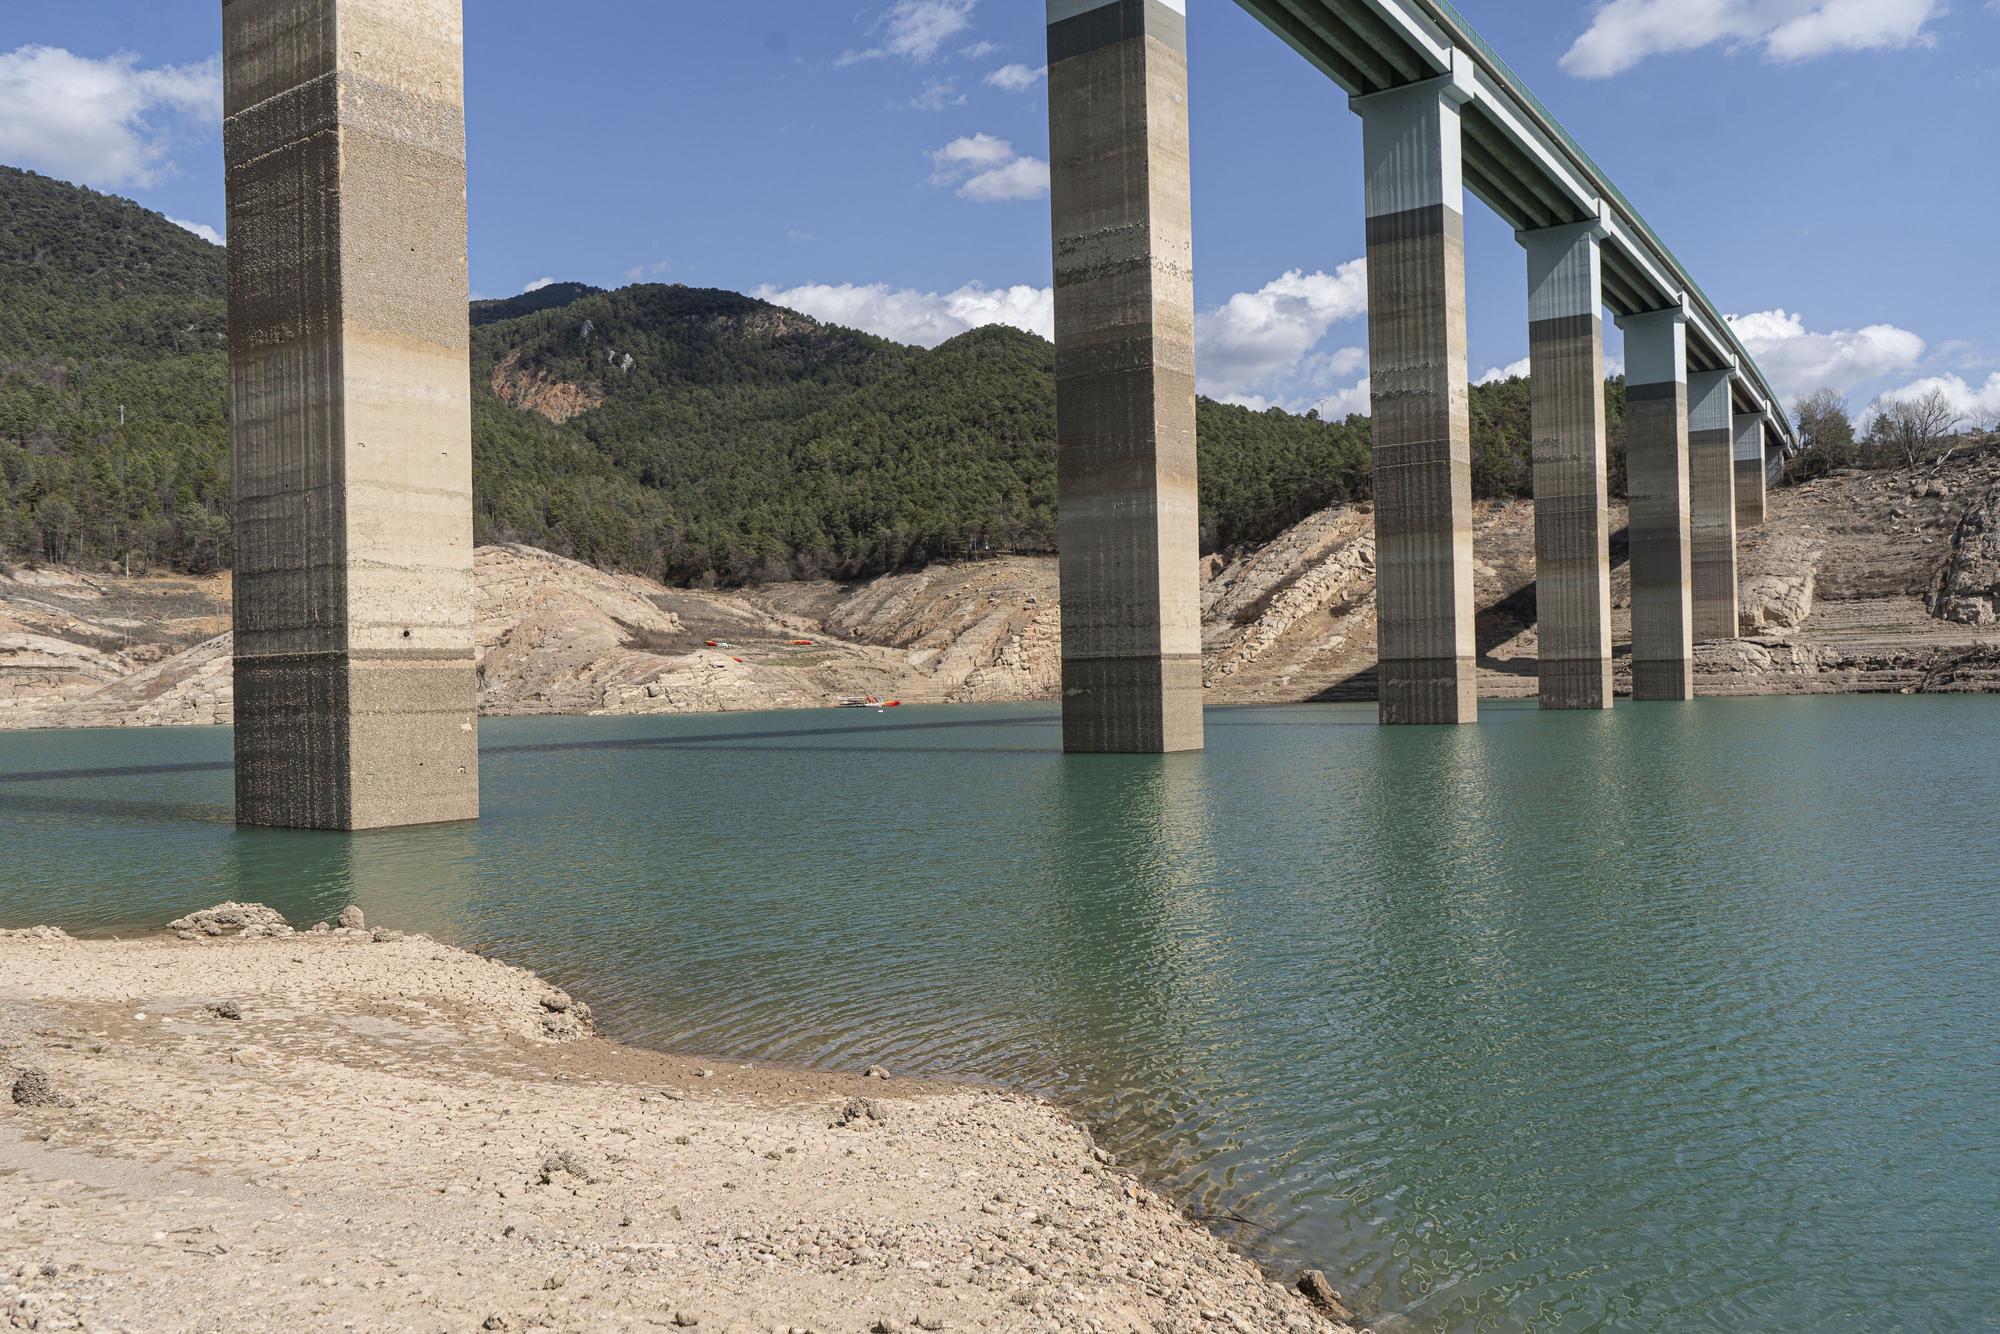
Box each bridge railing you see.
[1414,0,1796,447]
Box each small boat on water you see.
[837,695,902,710]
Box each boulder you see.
[166,902,287,938]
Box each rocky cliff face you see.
[1932,483,2000,626]
[489,350,605,424]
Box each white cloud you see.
[622,260,671,282]
[928,133,1049,202]
[1310,378,1375,421]
[958,156,1049,201]
[168,216,222,246]
[0,45,220,189]
[960,40,1001,60]
[839,0,977,65]
[752,280,1053,347]
[929,132,1015,176]
[522,277,556,293]
[1562,0,1943,78]
[1477,356,1532,385]
[1194,263,1370,400]
[1857,372,2000,427]
[909,79,965,112]
[1726,308,1927,404]
[985,63,1046,92]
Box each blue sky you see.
[4,0,1997,425]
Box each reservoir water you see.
[3,698,1996,1331]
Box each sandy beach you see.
[0,909,1353,1333]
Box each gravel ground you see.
[0,914,1354,1333]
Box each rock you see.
[206,1001,243,1021]
[1738,572,1816,634]
[10,1068,73,1108]
[0,926,69,942]
[370,928,404,943]
[482,1317,511,1331]
[1933,483,2000,626]
[836,1098,888,1128]
[540,991,573,1013]
[310,921,331,933]
[336,906,365,930]
[166,902,287,938]
[538,1149,602,1186]
[1297,1270,1354,1322]
[865,1064,891,1081]
[671,1314,700,1328]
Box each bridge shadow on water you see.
[0,706,1412,819]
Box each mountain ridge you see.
[0,164,1551,586]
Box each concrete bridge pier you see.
[223,0,479,828]
[1352,63,1478,725]
[1520,216,1613,710]
[1617,304,1696,700]
[1045,0,1203,753]
[1735,414,1768,527]
[1687,369,1739,642]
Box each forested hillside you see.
[0,166,232,570]
[0,163,1615,585]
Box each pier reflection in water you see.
[2,698,1996,1331]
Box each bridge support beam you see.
[1687,370,1739,643]
[1354,71,1477,725]
[1617,306,1695,700]
[1046,0,1202,753]
[1735,414,1767,527]
[1521,219,1612,711]
[223,0,479,828]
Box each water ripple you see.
[2,699,1997,1330]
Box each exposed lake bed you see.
[4,698,1997,1330]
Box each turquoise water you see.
[3,699,1996,1331]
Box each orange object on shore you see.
[789,640,815,646]
[884,700,901,707]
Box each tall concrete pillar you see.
[1687,370,1738,642]
[224,0,479,829]
[1353,64,1477,725]
[1616,305,1694,700]
[1735,414,1767,527]
[1046,0,1201,754]
[1521,218,1612,711]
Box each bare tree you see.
[1866,387,1962,467]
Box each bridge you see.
[1048,0,1799,750]
[219,0,1799,828]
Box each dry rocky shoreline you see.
[0,906,1355,1334]
[6,451,2000,731]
